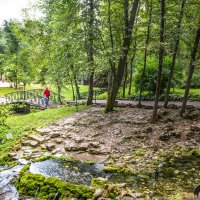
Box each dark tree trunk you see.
[123,63,128,98]
[71,65,81,99]
[70,77,75,101]
[128,57,134,96]
[87,0,95,105]
[151,0,165,123]
[164,0,186,108]
[56,80,62,104]
[138,0,152,107]
[105,0,140,112]
[181,20,200,114]
[15,70,18,89]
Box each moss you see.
[91,178,108,188]
[16,169,94,200]
[84,160,96,165]
[103,166,137,175]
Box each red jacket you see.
[44,88,50,98]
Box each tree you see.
[151,0,165,123]
[181,19,200,114]
[138,0,153,107]
[164,0,186,108]
[105,0,140,112]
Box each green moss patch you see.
[15,165,94,199]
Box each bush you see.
[129,93,200,101]
[134,57,172,94]
[0,104,12,125]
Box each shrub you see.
[134,57,173,94]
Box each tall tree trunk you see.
[70,77,75,101]
[71,65,81,99]
[138,0,153,107]
[105,0,140,112]
[123,63,128,98]
[164,0,186,108]
[15,70,18,89]
[128,56,134,96]
[128,10,139,96]
[87,0,95,105]
[181,20,200,114]
[56,79,62,104]
[151,0,165,123]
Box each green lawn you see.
[0,105,87,165]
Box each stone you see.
[159,134,170,141]
[28,135,45,143]
[30,141,39,147]
[18,159,29,165]
[89,142,100,148]
[93,188,104,199]
[8,152,17,158]
[46,143,55,151]
[36,127,52,135]
[54,138,63,144]
[50,132,61,138]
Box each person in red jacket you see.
[44,87,51,99]
[43,87,50,108]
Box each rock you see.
[18,159,29,165]
[159,134,170,141]
[93,188,104,199]
[169,131,181,138]
[45,143,55,151]
[89,142,100,148]
[30,141,39,147]
[145,127,153,133]
[8,152,17,158]
[28,135,45,143]
[54,138,63,144]
[36,127,52,135]
[50,132,61,138]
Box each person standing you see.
[43,87,51,108]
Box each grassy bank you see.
[0,105,87,165]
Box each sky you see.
[0,0,40,26]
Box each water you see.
[30,159,139,186]
[30,159,108,185]
[0,165,23,200]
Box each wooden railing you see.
[4,89,64,107]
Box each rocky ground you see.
[8,105,200,199]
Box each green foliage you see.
[134,57,171,94]
[0,104,12,125]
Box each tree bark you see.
[71,65,81,99]
[181,20,200,114]
[87,0,95,105]
[164,0,186,108]
[122,63,128,98]
[105,0,140,112]
[128,56,134,96]
[138,0,152,107]
[151,0,165,123]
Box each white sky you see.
[0,0,40,26]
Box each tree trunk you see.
[164,0,186,108]
[56,79,62,104]
[71,65,81,99]
[87,0,95,105]
[70,77,75,101]
[128,57,134,96]
[181,20,200,114]
[138,0,152,107]
[105,0,140,112]
[151,0,165,123]
[122,63,128,98]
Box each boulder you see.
[45,143,55,151]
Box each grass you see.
[0,104,87,165]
